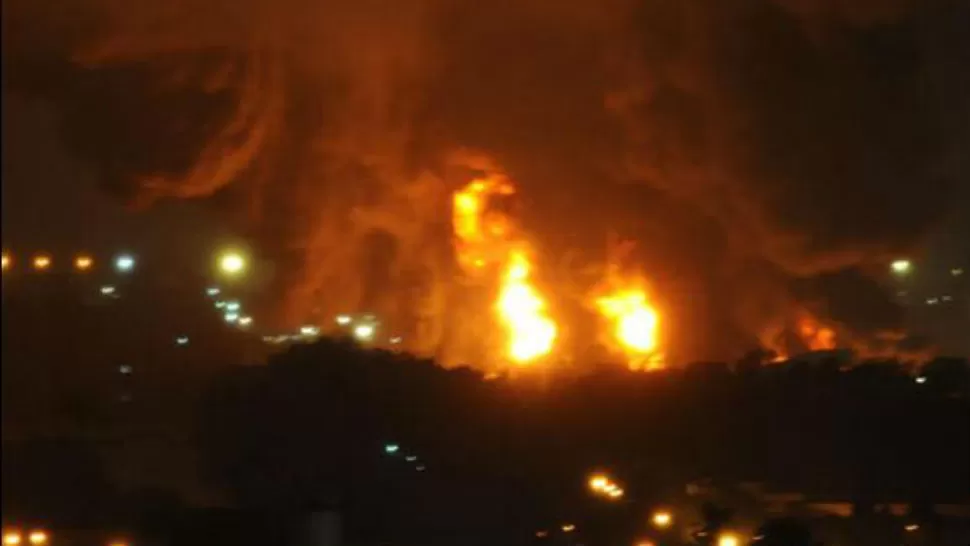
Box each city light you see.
[904,523,920,532]
[353,323,376,341]
[217,250,247,276]
[300,325,320,337]
[952,268,964,277]
[588,472,623,499]
[390,336,403,344]
[74,254,94,271]
[115,254,135,273]
[589,475,609,491]
[225,301,241,312]
[717,532,741,546]
[561,524,576,533]
[2,531,21,545]
[238,316,253,328]
[651,510,673,529]
[405,455,418,462]
[890,259,911,275]
[224,312,240,323]
[384,443,400,454]
[175,336,190,346]
[916,375,928,384]
[1,252,10,271]
[27,531,47,545]
[336,314,352,326]
[635,542,656,546]
[206,287,221,297]
[32,254,51,271]
[535,531,549,538]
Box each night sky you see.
[2,0,968,360]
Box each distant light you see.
[635,542,656,546]
[405,455,417,462]
[1,252,10,271]
[589,475,609,491]
[651,510,673,529]
[926,297,939,305]
[27,531,47,545]
[890,259,912,275]
[335,314,352,326]
[215,300,227,309]
[561,524,576,533]
[535,531,549,538]
[915,375,927,384]
[952,268,964,277]
[107,540,129,546]
[119,365,133,375]
[353,324,376,341]
[300,325,320,337]
[237,316,253,328]
[217,251,247,276]
[3,532,22,546]
[175,336,190,346]
[74,255,94,271]
[100,285,117,295]
[607,488,624,499]
[717,533,740,546]
[384,443,400,454]
[224,312,240,323]
[115,254,135,273]
[225,301,241,312]
[415,465,426,472]
[905,523,920,532]
[390,336,403,344]
[206,287,221,297]
[942,295,952,302]
[32,254,51,271]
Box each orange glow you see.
[592,270,663,370]
[32,254,51,271]
[798,314,836,351]
[497,250,557,363]
[453,175,557,365]
[74,254,94,271]
[1,252,10,271]
[651,510,673,529]
[27,531,47,545]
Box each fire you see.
[797,314,837,351]
[593,269,663,370]
[497,250,557,363]
[452,175,558,365]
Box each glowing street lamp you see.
[1,252,10,272]
[651,510,673,529]
[717,532,741,546]
[115,254,136,273]
[27,531,48,545]
[217,250,247,277]
[354,323,376,341]
[3,531,22,545]
[33,254,51,271]
[891,259,912,276]
[74,254,94,271]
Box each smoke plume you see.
[3,0,968,363]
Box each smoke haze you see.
[3,0,968,363]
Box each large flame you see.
[452,175,557,365]
[498,249,558,363]
[593,272,663,370]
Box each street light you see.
[1,252,10,271]
[217,250,247,276]
[115,254,135,273]
[32,254,51,271]
[717,532,741,546]
[74,254,94,271]
[651,510,673,529]
[2,531,21,545]
[891,259,912,276]
[27,531,47,545]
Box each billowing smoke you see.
[3,0,968,363]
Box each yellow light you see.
[75,254,94,271]
[561,524,576,533]
[608,488,624,499]
[891,259,912,275]
[497,250,557,363]
[717,532,741,546]
[218,251,247,276]
[905,523,920,532]
[3,532,21,546]
[353,324,376,341]
[651,510,673,529]
[107,541,129,546]
[27,531,47,545]
[589,474,609,491]
[1,252,10,271]
[535,531,548,538]
[32,254,51,271]
[635,541,656,546]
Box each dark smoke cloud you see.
[3,0,968,362]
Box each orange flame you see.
[452,175,557,365]
[497,250,557,363]
[593,272,663,371]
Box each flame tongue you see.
[592,267,663,370]
[498,250,558,363]
[452,175,557,365]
